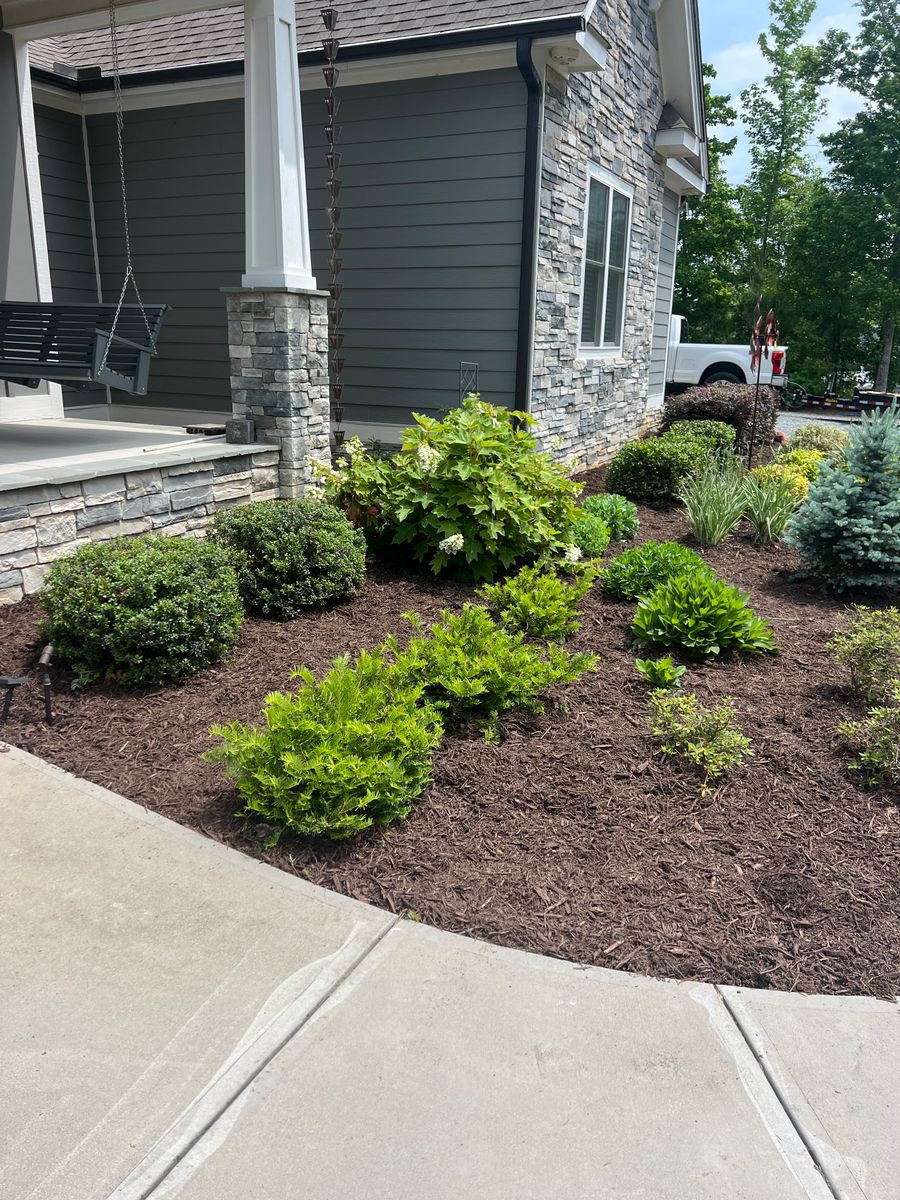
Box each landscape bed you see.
[2,470,897,1000]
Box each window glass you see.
[580,174,631,350]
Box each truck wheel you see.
[702,367,745,385]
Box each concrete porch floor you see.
[0,417,206,476]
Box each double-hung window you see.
[579,166,633,353]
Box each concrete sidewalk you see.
[1,746,897,1200]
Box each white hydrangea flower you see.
[439,533,465,555]
[417,443,440,472]
[344,436,366,459]
[563,544,582,564]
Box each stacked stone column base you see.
[224,287,331,498]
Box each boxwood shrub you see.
[40,535,243,687]
[605,434,708,501]
[210,498,366,617]
[667,419,737,460]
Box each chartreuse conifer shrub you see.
[649,691,752,785]
[785,406,900,590]
[774,448,827,481]
[314,396,581,581]
[389,604,596,731]
[479,563,598,642]
[206,650,442,840]
[601,541,712,601]
[40,536,243,688]
[633,573,778,658]
[210,498,365,618]
[580,493,640,541]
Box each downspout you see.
[514,36,542,413]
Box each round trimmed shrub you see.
[210,498,366,618]
[570,512,611,558]
[581,492,639,541]
[667,419,737,460]
[601,540,713,601]
[40,535,243,688]
[788,423,850,457]
[605,434,708,501]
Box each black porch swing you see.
[0,0,168,397]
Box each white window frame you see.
[577,163,634,358]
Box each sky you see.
[696,0,864,182]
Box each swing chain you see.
[100,0,154,371]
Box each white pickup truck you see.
[666,315,788,389]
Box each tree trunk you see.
[875,318,895,392]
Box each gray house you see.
[0,0,707,602]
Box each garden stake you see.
[321,7,344,455]
[747,299,779,469]
[39,644,54,725]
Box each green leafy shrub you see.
[315,396,580,581]
[839,682,900,787]
[479,563,598,641]
[635,656,686,689]
[40,536,243,688]
[750,463,809,502]
[678,458,747,545]
[206,651,442,840]
[828,606,900,703]
[649,690,752,782]
[601,541,712,601]
[743,471,801,543]
[209,498,366,618]
[605,434,708,502]
[775,448,826,481]
[570,511,611,558]
[633,573,778,657]
[390,604,596,726]
[785,407,900,589]
[581,492,639,541]
[667,419,738,461]
[788,423,850,457]
[664,383,780,453]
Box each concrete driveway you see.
[1,745,897,1200]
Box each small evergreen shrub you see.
[839,682,900,787]
[750,463,809,502]
[649,690,752,782]
[743,471,801,543]
[210,498,366,618]
[664,383,779,453]
[315,395,581,581]
[678,459,747,545]
[479,563,597,642]
[605,434,707,501]
[828,606,900,703]
[206,651,442,840]
[601,541,712,601]
[570,511,611,558]
[40,536,243,688]
[390,604,596,726]
[635,656,686,689]
[633,573,778,657]
[775,448,826,481]
[785,407,900,589]
[788,423,850,457]
[667,419,738,460]
[581,492,639,541]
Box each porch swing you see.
[0,0,168,397]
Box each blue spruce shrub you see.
[785,407,900,589]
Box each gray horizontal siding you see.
[82,70,526,420]
[35,104,104,408]
[649,189,679,397]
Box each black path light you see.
[747,298,779,468]
[321,7,345,451]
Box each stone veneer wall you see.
[0,448,279,605]
[530,1,668,468]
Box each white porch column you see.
[0,32,64,418]
[242,0,317,290]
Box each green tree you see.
[816,0,900,390]
[739,0,823,304]
[675,65,749,342]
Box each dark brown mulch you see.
[2,481,898,999]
